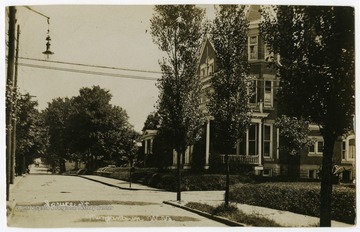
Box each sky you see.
[4,4,216,132]
[2,0,358,133]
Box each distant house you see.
[141,5,355,181]
[140,129,158,166]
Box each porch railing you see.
[219,154,260,165]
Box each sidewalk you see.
[80,175,354,227]
[7,174,26,218]
[79,175,161,191]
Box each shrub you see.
[229,182,355,224]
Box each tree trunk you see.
[177,148,182,201]
[320,133,336,227]
[94,154,98,169]
[86,153,90,169]
[225,153,230,206]
[59,158,66,173]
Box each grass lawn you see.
[185,202,281,227]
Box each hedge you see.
[93,167,255,191]
[229,182,356,224]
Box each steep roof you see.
[196,36,216,71]
[246,5,261,22]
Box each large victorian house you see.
[141,5,355,182]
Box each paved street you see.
[8,166,226,227]
[8,166,352,228]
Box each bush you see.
[95,166,257,191]
[229,182,355,224]
[155,173,255,191]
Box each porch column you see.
[276,128,280,159]
[205,119,210,169]
[258,122,262,165]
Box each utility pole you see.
[6,6,16,201]
[11,24,20,182]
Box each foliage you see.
[208,5,252,151]
[100,166,255,191]
[15,93,47,172]
[260,5,355,226]
[150,5,206,154]
[208,5,253,206]
[230,182,356,224]
[42,97,74,170]
[42,86,137,171]
[142,111,160,131]
[6,82,21,123]
[150,128,174,169]
[275,115,315,155]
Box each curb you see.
[78,175,140,191]
[6,200,17,223]
[78,175,165,192]
[163,200,246,227]
[78,176,141,191]
[7,174,26,222]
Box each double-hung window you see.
[264,80,273,107]
[342,135,355,162]
[248,124,257,156]
[308,137,324,156]
[248,36,258,60]
[263,124,272,158]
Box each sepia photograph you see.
[2,0,357,230]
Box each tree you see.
[43,86,138,172]
[142,111,160,131]
[150,5,206,201]
[43,97,74,172]
[274,115,315,155]
[69,86,113,169]
[261,6,355,226]
[102,105,139,167]
[15,93,47,174]
[69,86,137,170]
[208,5,253,206]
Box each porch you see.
[219,154,260,165]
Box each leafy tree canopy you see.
[150,5,206,152]
[209,5,253,150]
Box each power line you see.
[18,62,160,81]
[24,6,50,21]
[19,56,162,74]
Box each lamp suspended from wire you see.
[42,18,54,58]
[24,6,54,58]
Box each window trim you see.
[263,80,273,107]
[248,35,258,60]
[308,136,324,156]
[263,124,273,158]
[263,169,272,177]
[248,79,257,104]
[342,134,355,162]
[247,124,258,156]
